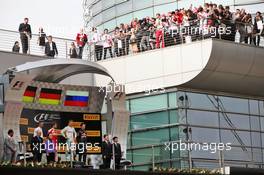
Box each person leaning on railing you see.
[253,11,263,46]
[76,28,87,59]
[12,41,20,53]
[45,35,58,58]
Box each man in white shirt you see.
[89,27,103,61]
[61,120,77,161]
[33,122,44,138]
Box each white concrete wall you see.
[94,39,212,94]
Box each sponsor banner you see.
[83,114,100,121]
[20,118,29,125]
[86,130,101,137]
[20,135,29,142]
[20,109,102,154]
[27,127,35,134]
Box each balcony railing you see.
[0,19,263,62]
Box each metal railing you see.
[0,19,263,61]
[88,19,264,61]
[0,28,90,60]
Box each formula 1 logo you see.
[34,113,60,123]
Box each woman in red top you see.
[76,28,88,59]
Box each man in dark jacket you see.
[101,134,112,169]
[18,18,32,54]
[77,123,87,163]
[112,136,122,170]
[31,130,44,163]
[45,35,58,57]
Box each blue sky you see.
[0,0,84,39]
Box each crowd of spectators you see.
[88,3,263,61]
[13,3,263,60]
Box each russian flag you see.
[64,90,89,107]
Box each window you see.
[249,100,259,115]
[221,130,251,146]
[116,0,133,16]
[218,96,249,114]
[102,7,116,22]
[116,13,133,25]
[103,19,116,31]
[130,94,168,114]
[169,110,180,124]
[188,110,219,127]
[220,113,250,130]
[187,93,218,111]
[178,0,203,9]
[191,127,220,143]
[133,8,154,19]
[251,116,260,131]
[102,0,115,10]
[154,0,176,6]
[223,146,252,161]
[154,2,177,15]
[132,128,170,146]
[132,0,153,11]
[93,14,103,26]
[251,132,261,147]
[132,146,170,164]
[91,1,102,16]
[168,92,177,108]
[130,111,169,130]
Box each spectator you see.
[77,123,87,164]
[113,27,121,57]
[61,120,77,162]
[130,28,138,53]
[124,24,131,55]
[69,42,78,58]
[253,12,263,46]
[101,134,112,169]
[33,122,44,138]
[155,13,165,48]
[76,28,87,59]
[112,136,122,170]
[102,29,113,59]
[140,18,150,51]
[45,134,56,164]
[242,14,253,44]
[3,129,17,164]
[45,35,58,58]
[18,17,32,54]
[38,27,46,50]
[90,27,103,61]
[12,41,20,53]
[48,123,58,161]
[31,130,43,163]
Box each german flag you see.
[22,86,37,103]
[39,88,62,105]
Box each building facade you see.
[83,0,264,171]
[84,0,264,31]
[126,89,264,170]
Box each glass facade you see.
[126,90,264,171]
[85,0,264,31]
